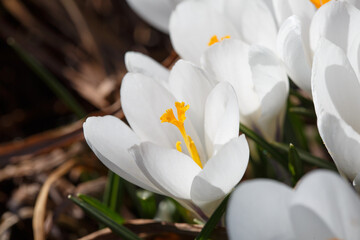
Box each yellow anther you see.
[160,102,203,169]
[188,136,201,169]
[208,35,231,46]
[310,0,330,8]
[176,141,182,152]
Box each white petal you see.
[121,73,181,148]
[288,0,316,21]
[204,82,239,157]
[207,0,225,12]
[226,179,295,240]
[83,116,161,194]
[272,0,292,26]
[348,32,360,78]
[126,0,179,33]
[347,0,360,10]
[353,172,360,193]
[224,0,278,52]
[168,59,213,155]
[310,0,360,54]
[277,15,312,95]
[249,45,289,140]
[191,135,249,216]
[290,170,360,239]
[312,38,360,134]
[317,112,360,182]
[133,142,201,200]
[201,39,261,119]
[169,0,239,64]
[256,82,288,141]
[125,52,170,88]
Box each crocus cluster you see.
[83,0,360,238]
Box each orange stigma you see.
[208,35,231,46]
[310,0,330,8]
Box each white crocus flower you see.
[125,0,184,33]
[312,37,360,189]
[168,0,324,64]
[83,59,249,218]
[125,0,223,33]
[227,170,360,240]
[278,0,360,95]
[169,0,290,141]
[169,0,278,64]
[201,39,289,141]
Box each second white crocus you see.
[227,170,360,239]
[201,39,289,141]
[169,0,289,140]
[83,59,249,218]
[312,37,360,189]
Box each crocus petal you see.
[125,52,170,88]
[277,15,312,95]
[353,172,360,193]
[290,170,360,239]
[168,60,213,154]
[133,142,201,200]
[201,39,261,119]
[347,0,360,9]
[249,45,289,140]
[206,0,225,12]
[287,0,316,21]
[83,116,161,194]
[310,1,360,54]
[126,0,179,33]
[169,0,239,64]
[272,0,292,26]
[226,179,295,240]
[224,0,278,52]
[121,73,182,149]
[191,135,249,216]
[317,112,360,182]
[312,38,360,134]
[348,32,360,78]
[204,82,239,157]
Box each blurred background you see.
[0,1,182,239]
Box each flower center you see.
[160,102,203,169]
[208,35,231,46]
[310,0,330,8]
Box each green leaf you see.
[285,111,308,151]
[288,144,303,185]
[136,190,157,219]
[103,171,123,212]
[240,124,287,168]
[124,182,143,217]
[272,142,337,171]
[7,38,86,119]
[78,194,124,225]
[69,195,141,240]
[195,195,229,240]
[289,107,316,118]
